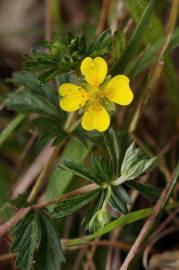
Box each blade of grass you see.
[64,200,179,248]
[112,0,155,74]
[125,28,179,78]
[0,114,25,147]
[129,0,179,134]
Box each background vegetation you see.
[0,0,179,269]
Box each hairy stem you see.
[0,184,96,237]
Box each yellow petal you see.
[103,75,134,105]
[59,83,85,96]
[80,57,107,87]
[81,105,110,132]
[60,92,89,112]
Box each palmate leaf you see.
[61,158,100,184]
[11,210,65,270]
[11,212,39,270]
[53,189,100,218]
[35,211,65,270]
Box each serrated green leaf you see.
[12,72,41,91]
[53,189,100,218]
[11,212,39,270]
[61,158,100,184]
[88,29,112,57]
[12,72,57,104]
[125,181,160,201]
[5,91,59,117]
[35,211,65,270]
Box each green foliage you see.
[88,208,111,232]
[5,91,58,117]
[58,129,158,229]
[35,210,65,270]
[24,30,112,82]
[104,129,128,175]
[11,210,65,270]
[11,212,39,270]
[91,153,112,183]
[45,138,93,199]
[125,181,160,201]
[88,29,112,57]
[121,142,157,180]
[33,116,66,146]
[163,54,179,120]
[1,1,178,269]
[0,114,25,147]
[61,158,100,184]
[127,0,163,43]
[125,27,179,78]
[5,72,66,145]
[112,0,155,74]
[110,186,132,214]
[82,190,107,230]
[53,189,100,218]
[111,31,126,64]
[8,195,29,208]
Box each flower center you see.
[89,87,103,102]
[85,88,103,111]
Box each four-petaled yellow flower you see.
[59,57,134,132]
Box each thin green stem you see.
[63,201,179,248]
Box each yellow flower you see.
[59,57,134,132]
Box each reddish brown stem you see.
[0,184,96,238]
